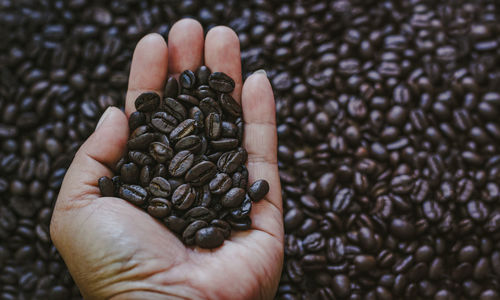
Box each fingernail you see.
[253,69,267,76]
[96,107,114,130]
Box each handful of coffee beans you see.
[98,67,269,249]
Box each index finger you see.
[125,33,169,117]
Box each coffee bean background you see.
[1,1,500,299]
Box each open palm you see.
[50,19,283,300]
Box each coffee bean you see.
[209,173,232,194]
[390,218,415,240]
[128,111,146,131]
[149,142,173,163]
[151,112,178,134]
[118,185,147,206]
[208,72,235,93]
[161,97,188,122]
[135,92,160,112]
[195,226,224,249]
[185,161,217,186]
[219,93,242,117]
[147,198,172,218]
[164,77,179,98]
[171,183,196,210]
[217,150,246,174]
[180,70,196,90]
[221,187,245,208]
[169,150,194,177]
[182,220,208,245]
[205,113,222,140]
[210,138,239,151]
[98,176,114,197]
[248,179,269,202]
[148,177,171,198]
[332,188,353,213]
[164,215,187,234]
[177,94,199,107]
[128,151,154,166]
[121,162,139,184]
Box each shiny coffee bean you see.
[208,72,235,93]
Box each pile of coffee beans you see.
[98,68,269,249]
[2,0,500,299]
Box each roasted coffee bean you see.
[208,72,235,93]
[217,150,246,174]
[221,187,246,208]
[169,150,194,177]
[151,112,178,134]
[135,92,160,112]
[196,66,211,85]
[177,94,199,106]
[127,132,156,150]
[98,176,114,197]
[164,77,179,98]
[248,180,269,202]
[199,97,222,116]
[230,195,252,219]
[128,151,154,166]
[209,173,232,194]
[332,188,353,213]
[121,162,139,184]
[185,161,217,186]
[228,216,251,230]
[161,97,187,122]
[118,185,147,206]
[195,226,224,249]
[182,220,208,245]
[175,135,202,153]
[184,207,216,223]
[171,183,196,210]
[128,111,146,131]
[211,219,231,238]
[180,70,196,90]
[164,215,188,234]
[149,142,173,163]
[148,177,171,198]
[147,198,172,218]
[210,138,239,151]
[169,119,197,142]
[219,93,242,117]
[205,113,222,140]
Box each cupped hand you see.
[50,19,283,300]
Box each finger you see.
[125,33,168,117]
[205,26,242,102]
[241,71,283,241]
[54,107,128,208]
[168,19,204,75]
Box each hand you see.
[50,19,283,300]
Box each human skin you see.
[50,19,284,300]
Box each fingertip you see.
[205,26,242,101]
[241,71,275,123]
[168,18,204,74]
[126,33,169,116]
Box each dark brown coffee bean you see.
[221,187,246,208]
[221,121,238,138]
[147,198,172,218]
[185,161,217,186]
[151,112,178,134]
[98,176,114,197]
[164,77,179,98]
[169,150,194,177]
[175,135,202,153]
[196,65,211,85]
[128,111,146,131]
[148,177,171,198]
[199,97,222,116]
[248,179,269,202]
[209,173,232,194]
[135,92,160,112]
[205,113,222,140]
[227,216,251,230]
[230,195,252,219]
[390,218,415,239]
[182,220,208,245]
[184,207,216,223]
[217,149,246,174]
[195,226,224,249]
[180,70,196,89]
[169,119,196,142]
[128,151,154,166]
[211,219,231,238]
[208,72,235,93]
[332,188,353,213]
[149,142,173,163]
[164,215,187,234]
[127,132,156,150]
[121,162,139,184]
[161,97,187,122]
[219,93,242,117]
[171,183,196,210]
[210,138,239,151]
[177,94,199,106]
[118,185,147,206]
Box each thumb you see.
[55,106,129,207]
